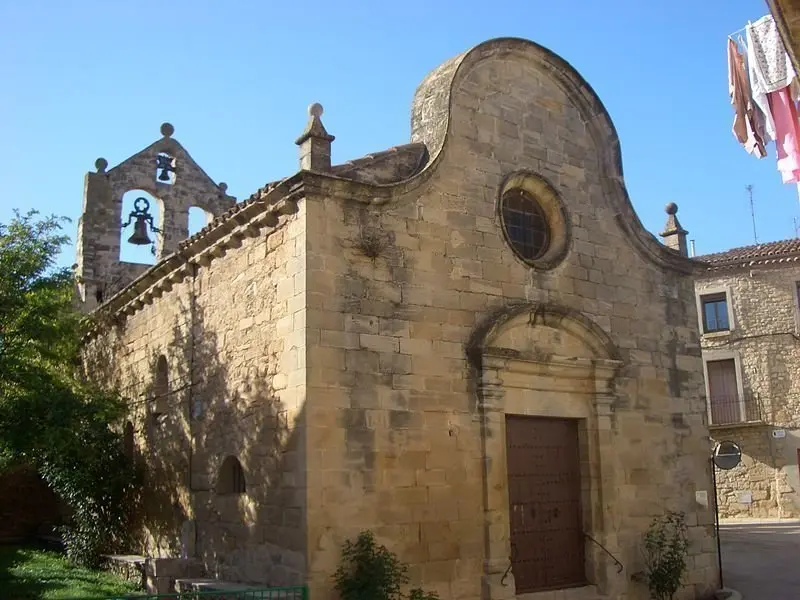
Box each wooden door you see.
[506,415,585,593]
[707,359,741,425]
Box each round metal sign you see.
[713,441,742,470]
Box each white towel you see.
[746,14,796,142]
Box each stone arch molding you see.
[469,303,625,599]
[405,37,694,274]
[468,302,622,396]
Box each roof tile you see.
[697,238,800,268]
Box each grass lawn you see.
[0,545,140,600]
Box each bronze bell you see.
[127,215,153,245]
[122,197,160,246]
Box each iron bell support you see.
[122,197,161,246]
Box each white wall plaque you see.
[695,490,709,508]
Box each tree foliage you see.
[0,210,140,567]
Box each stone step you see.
[104,555,206,594]
[517,585,609,600]
[103,554,148,588]
[104,554,148,565]
[175,578,259,593]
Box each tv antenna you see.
[746,184,758,244]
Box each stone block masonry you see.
[79,38,718,600]
[84,188,307,585]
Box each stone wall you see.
[84,200,306,585]
[302,39,716,600]
[697,264,800,518]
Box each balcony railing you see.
[709,393,762,426]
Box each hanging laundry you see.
[767,87,800,183]
[746,14,796,142]
[728,38,767,157]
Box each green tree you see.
[0,210,140,567]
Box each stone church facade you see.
[77,38,718,600]
[696,241,800,519]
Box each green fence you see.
[79,585,308,600]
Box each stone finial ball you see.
[160,122,175,137]
[95,157,108,173]
[218,182,228,193]
[665,202,678,215]
[308,103,324,118]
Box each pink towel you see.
[768,86,800,183]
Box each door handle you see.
[501,543,516,586]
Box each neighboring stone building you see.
[77,38,718,600]
[695,240,800,518]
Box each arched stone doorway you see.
[469,303,623,599]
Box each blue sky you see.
[1,0,795,268]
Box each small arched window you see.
[216,456,247,495]
[123,421,135,460]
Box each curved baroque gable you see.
[409,37,692,274]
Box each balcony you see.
[709,394,763,427]
[708,393,763,426]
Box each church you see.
[76,37,718,600]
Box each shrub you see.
[333,531,439,600]
[642,511,689,600]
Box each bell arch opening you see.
[188,206,214,238]
[119,190,163,265]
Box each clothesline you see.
[726,14,800,208]
[728,25,750,40]
[728,34,747,47]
